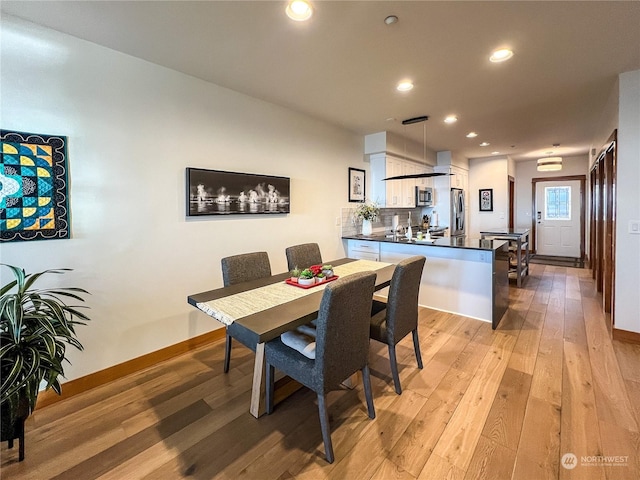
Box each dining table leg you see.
[250,342,267,418]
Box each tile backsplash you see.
[341,206,425,237]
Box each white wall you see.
[589,78,619,166]
[514,155,589,231]
[468,156,509,237]
[0,16,366,381]
[614,70,640,333]
[436,150,469,170]
[507,156,516,179]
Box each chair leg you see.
[388,344,402,395]
[266,363,275,414]
[361,365,376,419]
[224,332,232,373]
[317,393,334,463]
[412,328,423,369]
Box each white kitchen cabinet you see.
[387,156,403,207]
[439,165,467,191]
[402,162,417,207]
[346,239,380,261]
[416,164,434,188]
[435,165,468,195]
[369,154,431,208]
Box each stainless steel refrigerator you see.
[450,188,465,237]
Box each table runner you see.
[196,259,391,325]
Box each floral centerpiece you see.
[354,202,379,235]
[309,265,323,277]
[295,265,335,286]
[354,202,380,221]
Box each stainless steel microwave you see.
[416,186,433,206]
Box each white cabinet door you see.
[418,164,434,188]
[386,156,403,207]
[451,169,461,188]
[370,155,409,207]
[368,153,387,206]
[402,162,417,207]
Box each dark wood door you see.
[589,130,616,329]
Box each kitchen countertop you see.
[342,234,508,251]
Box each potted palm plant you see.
[0,264,90,461]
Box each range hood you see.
[382,115,452,181]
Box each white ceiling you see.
[3,1,640,161]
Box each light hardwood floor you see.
[2,264,639,479]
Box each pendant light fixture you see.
[537,152,563,171]
[382,116,450,180]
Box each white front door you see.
[535,180,581,257]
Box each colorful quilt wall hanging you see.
[1,130,70,242]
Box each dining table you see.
[187,257,395,418]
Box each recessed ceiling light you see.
[480,142,490,147]
[489,48,513,63]
[384,15,399,25]
[444,115,458,124]
[286,0,313,21]
[396,81,414,92]
[466,132,478,138]
[491,151,500,155]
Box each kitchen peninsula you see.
[342,235,509,328]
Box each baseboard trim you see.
[613,328,640,345]
[36,328,226,409]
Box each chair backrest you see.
[385,256,426,343]
[221,252,272,287]
[313,271,376,391]
[285,243,323,271]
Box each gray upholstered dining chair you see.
[369,255,426,394]
[221,251,272,373]
[264,271,377,464]
[285,243,323,271]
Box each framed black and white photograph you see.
[479,188,493,212]
[348,167,366,202]
[186,168,290,216]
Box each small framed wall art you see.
[479,188,494,212]
[348,167,365,202]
